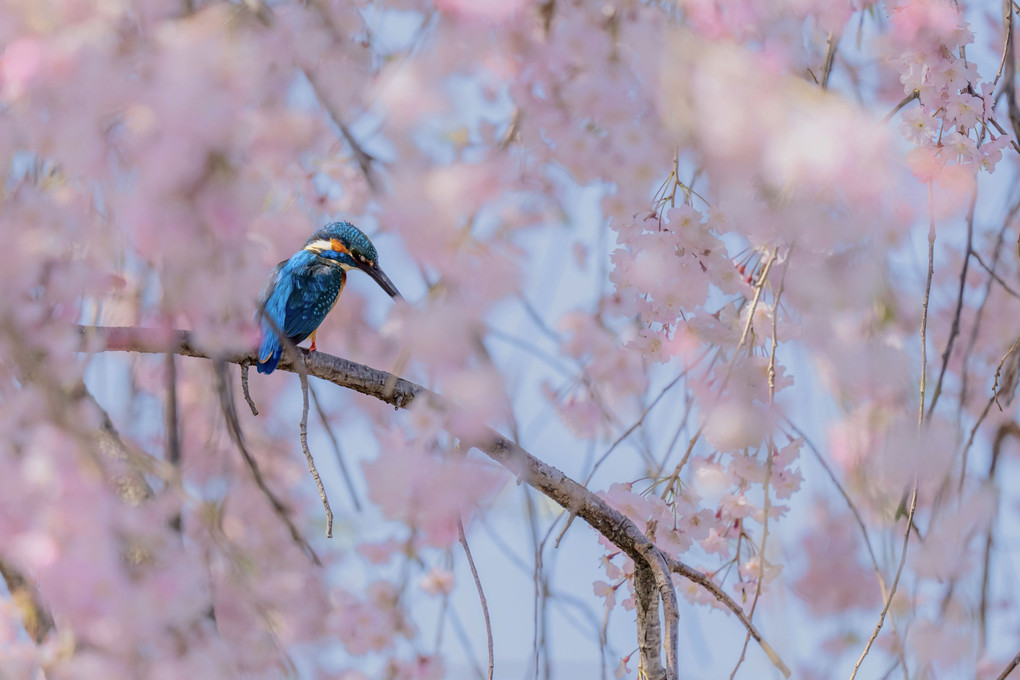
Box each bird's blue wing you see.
[256,251,344,374]
[257,261,289,374]
[280,257,345,341]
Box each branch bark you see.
[635,561,666,680]
[0,560,55,644]
[80,325,792,679]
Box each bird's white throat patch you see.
[304,239,333,253]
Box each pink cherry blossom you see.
[2,0,1020,677]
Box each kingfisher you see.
[256,222,401,374]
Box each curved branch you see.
[80,325,791,679]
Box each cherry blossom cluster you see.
[891,0,1012,177]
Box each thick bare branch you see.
[80,324,793,680]
[635,562,666,680]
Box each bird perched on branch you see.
[256,222,402,374]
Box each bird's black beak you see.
[362,263,402,299]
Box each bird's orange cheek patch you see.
[330,239,349,255]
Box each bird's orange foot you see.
[309,339,317,352]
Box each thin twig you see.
[259,309,334,537]
[994,648,1020,680]
[212,361,321,566]
[957,220,1014,451]
[920,185,936,426]
[981,423,1019,650]
[998,0,1020,143]
[298,355,333,537]
[660,248,779,502]
[927,187,977,419]
[555,369,691,548]
[785,420,888,599]
[301,67,380,192]
[970,248,1020,299]
[309,383,362,511]
[524,488,551,680]
[958,215,1020,486]
[849,185,937,680]
[737,249,778,348]
[458,519,494,680]
[664,555,790,677]
[883,90,920,124]
[241,362,259,416]
[586,370,689,484]
[820,30,841,90]
[848,483,917,680]
[730,260,788,679]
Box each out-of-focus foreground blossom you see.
[1,0,1019,678]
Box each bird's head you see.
[304,222,402,299]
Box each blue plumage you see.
[256,222,401,374]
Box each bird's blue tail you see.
[257,328,283,374]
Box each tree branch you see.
[635,561,666,680]
[0,560,55,644]
[80,324,791,680]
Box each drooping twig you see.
[994,647,1020,680]
[969,247,1020,299]
[850,187,936,680]
[241,362,259,416]
[663,555,789,677]
[849,482,917,680]
[981,422,1019,650]
[958,219,1015,433]
[212,360,321,566]
[785,420,888,599]
[927,187,977,419]
[258,310,334,538]
[998,0,1020,144]
[297,354,333,538]
[302,67,380,192]
[82,324,793,680]
[555,368,691,548]
[80,387,158,506]
[726,252,787,676]
[309,384,362,511]
[524,487,551,680]
[731,260,788,679]
[919,187,936,423]
[659,248,780,503]
[458,519,494,680]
